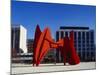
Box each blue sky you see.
[11,1,96,39]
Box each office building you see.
[56,26,96,62]
[11,25,28,55]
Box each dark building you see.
[27,39,34,53]
[11,25,23,59]
[56,26,96,62]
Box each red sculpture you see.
[33,25,80,66]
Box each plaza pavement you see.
[11,62,96,74]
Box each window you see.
[82,32,85,39]
[65,32,68,37]
[82,40,85,43]
[86,32,89,40]
[78,48,81,51]
[86,43,89,47]
[78,32,81,39]
[61,31,64,39]
[74,32,77,39]
[86,40,89,43]
[82,44,85,47]
[82,48,85,50]
[91,44,94,47]
[78,40,81,43]
[91,47,94,50]
[87,48,89,50]
[78,44,81,47]
[90,40,94,43]
[90,31,94,40]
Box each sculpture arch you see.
[33,25,80,66]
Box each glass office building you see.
[56,26,96,62]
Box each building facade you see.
[27,39,34,53]
[56,26,96,62]
[11,25,28,55]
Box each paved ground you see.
[11,62,96,74]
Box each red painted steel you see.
[33,25,80,66]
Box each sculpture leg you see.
[63,37,70,66]
[33,25,41,66]
[68,31,80,65]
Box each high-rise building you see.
[56,26,96,62]
[11,25,27,55]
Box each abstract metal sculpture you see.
[33,25,80,66]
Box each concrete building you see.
[11,25,27,54]
[56,26,96,62]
